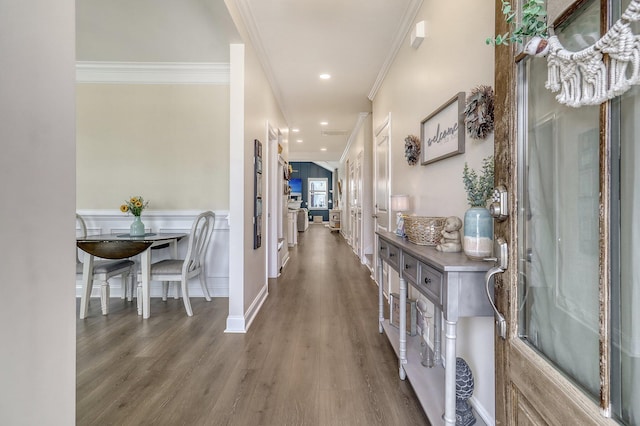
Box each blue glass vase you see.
[130,216,145,236]
[463,207,493,260]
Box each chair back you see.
[183,211,216,275]
[76,214,88,265]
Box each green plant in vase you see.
[487,0,550,56]
[463,156,494,208]
[120,196,149,236]
[462,156,494,260]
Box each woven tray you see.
[404,216,446,246]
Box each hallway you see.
[77,224,428,425]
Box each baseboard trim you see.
[225,315,246,333]
[244,284,269,331]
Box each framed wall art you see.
[253,139,262,249]
[420,92,465,165]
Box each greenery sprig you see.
[463,156,494,207]
[120,196,149,217]
[486,0,548,46]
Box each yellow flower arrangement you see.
[120,196,149,217]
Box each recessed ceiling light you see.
[320,148,327,151]
[292,128,300,133]
[320,121,328,126]
[296,139,303,143]
[319,74,331,80]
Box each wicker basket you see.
[404,216,446,246]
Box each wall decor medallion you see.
[464,85,494,140]
[420,92,465,165]
[404,134,420,165]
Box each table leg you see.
[399,275,407,380]
[80,253,94,319]
[434,306,442,365]
[443,319,457,426]
[142,247,151,319]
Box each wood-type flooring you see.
[77,224,429,425]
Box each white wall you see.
[371,0,496,423]
[0,1,76,424]
[77,83,230,211]
[225,0,289,333]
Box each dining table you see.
[77,232,186,319]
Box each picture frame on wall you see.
[253,139,262,249]
[420,92,465,165]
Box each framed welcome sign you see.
[420,92,465,165]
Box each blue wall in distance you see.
[290,162,333,222]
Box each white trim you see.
[244,283,269,331]
[76,209,230,229]
[468,395,494,426]
[368,0,423,101]
[76,61,230,85]
[224,281,268,333]
[231,0,288,119]
[225,315,246,333]
[340,112,370,163]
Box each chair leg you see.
[128,273,135,302]
[162,282,169,301]
[199,273,211,302]
[100,280,110,315]
[181,279,193,316]
[120,272,129,300]
[136,279,143,316]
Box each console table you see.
[376,230,494,426]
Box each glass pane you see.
[310,180,326,191]
[615,2,640,421]
[518,0,601,399]
[308,178,328,209]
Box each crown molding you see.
[232,0,289,121]
[76,61,230,85]
[368,0,423,101]
[341,112,371,163]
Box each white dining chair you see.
[138,211,215,316]
[76,214,136,315]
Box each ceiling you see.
[76,0,420,163]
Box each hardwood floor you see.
[77,224,429,425]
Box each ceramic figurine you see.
[436,216,462,253]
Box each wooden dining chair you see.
[138,211,215,316]
[76,214,136,315]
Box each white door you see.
[354,151,363,260]
[267,125,279,278]
[349,161,357,250]
[373,114,390,295]
[494,0,638,423]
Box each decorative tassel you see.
[541,0,640,107]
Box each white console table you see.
[376,231,494,426]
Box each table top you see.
[77,232,186,242]
[77,233,186,259]
[376,230,491,272]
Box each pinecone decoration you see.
[456,357,476,426]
